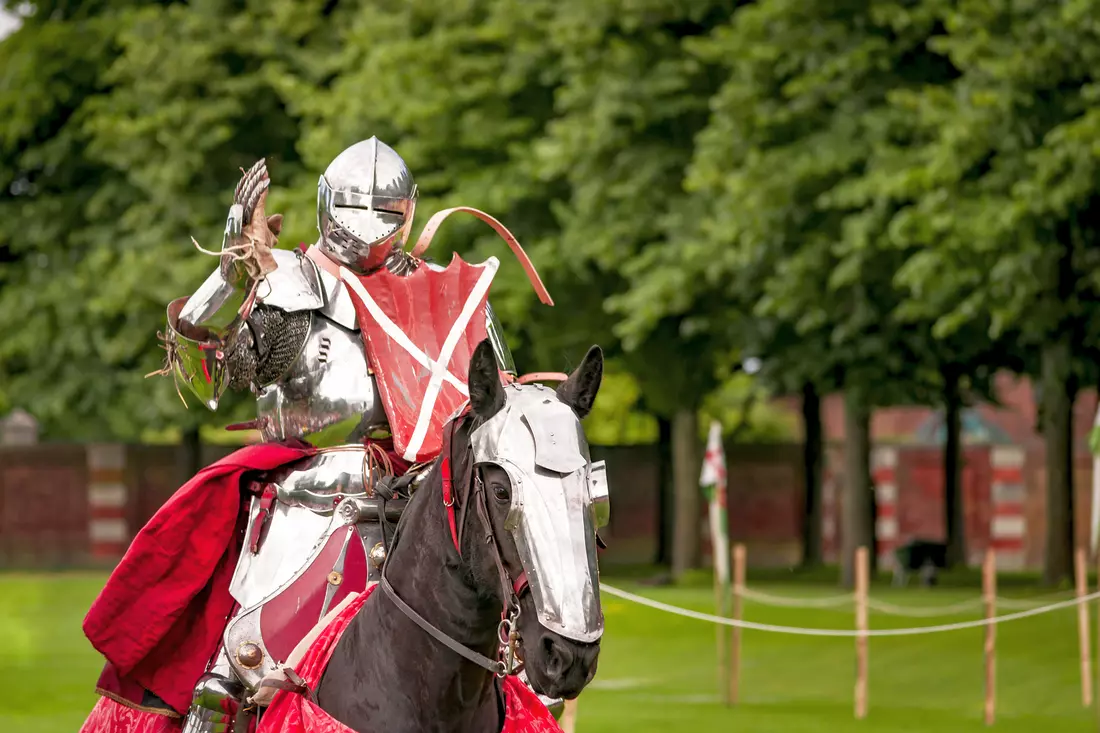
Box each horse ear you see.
[468,338,506,420]
[556,345,603,420]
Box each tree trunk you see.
[841,390,873,589]
[671,408,701,580]
[179,425,203,484]
[655,415,673,566]
[801,382,824,567]
[943,367,965,568]
[1041,337,1075,586]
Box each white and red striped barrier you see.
[990,446,1026,571]
[872,446,900,567]
[822,466,838,562]
[87,444,128,559]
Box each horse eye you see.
[492,483,510,503]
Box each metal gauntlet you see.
[154,159,292,410]
[181,673,250,733]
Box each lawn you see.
[0,571,1094,733]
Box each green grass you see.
[0,572,1094,732]
[0,574,108,733]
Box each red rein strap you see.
[441,411,470,556]
[441,456,460,554]
[408,206,554,306]
[512,570,528,597]
[515,372,569,385]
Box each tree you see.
[272,0,744,578]
[532,0,742,578]
[623,0,959,586]
[0,0,315,440]
[834,0,1100,584]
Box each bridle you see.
[379,411,529,678]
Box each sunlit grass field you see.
[0,571,1094,732]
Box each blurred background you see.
[4,1,1100,731]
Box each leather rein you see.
[379,412,529,678]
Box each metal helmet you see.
[316,137,418,273]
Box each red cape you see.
[258,586,562,733]
[83,441,316,715]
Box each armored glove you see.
[216,158,283,283]
[151,160,292,403]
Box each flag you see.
[700,420,730,587]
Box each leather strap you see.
[380,411,527,678]
[442,411,475,557]
[516,372,569,385]
[249,485,278,554]
[512,570,529,597]
[474,475,519,617]
[380,575,505,676]
[258,668,314,701]
[441,456,460,553]
[408,207,554,306]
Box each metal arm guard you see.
[162,247,324,410]
[225,305,312,393]
[181,673,250,733]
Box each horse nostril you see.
[541,634,574,677]
[584,655,598,684]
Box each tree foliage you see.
[0,0,310,438]
[832,0,1100,582]
[5,0,1100,579]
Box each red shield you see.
[340,254,499,464]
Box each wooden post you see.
[560,699,578,733]
[855,546,869,720]
[1077,547,1094,708]
[983,548,997,726]
[1096,551,1100,732]
[730,543,746,705]
[715,562,729,704]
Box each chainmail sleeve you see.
[226,305,312,392]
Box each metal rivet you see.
[236,641,264,670]
[327,571,343,586]
[369,542,387,569]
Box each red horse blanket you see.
[83,441,317,715]
[257,586,563,733]
[81,585,562,733]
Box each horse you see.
[308,338,607,733]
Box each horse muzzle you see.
[520,625,600,701]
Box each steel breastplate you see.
[255,312,386,447]
[224,448,391,689]
[267,448,376,512]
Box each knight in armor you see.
[79,138,559,733]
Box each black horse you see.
[313,339,605,732]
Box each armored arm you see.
[159,160,319,409]
[164,248,323,410]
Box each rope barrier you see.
[600,584,1100,637]
[864,597,987,617]
[997,591,1077,609]
[733,586,1077,615]
[739,587,854,608]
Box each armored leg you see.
[181,673,249,733]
